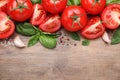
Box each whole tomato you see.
[61,6,87,32]
[42,0,67,14]
[7,0,33,22]
[81,0,106,15]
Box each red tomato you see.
[7,0,33,22]
[39,14,61,33]
[0,11,15,39]
[81,17,105,39]
[101,4,120,30]
[30,4,46,26]
[81,0,106,15]
[42,0,67,14]
[0,0,8,8]
[61,6,87,32]
[0,0,8,13]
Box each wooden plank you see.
[0,32,120,80]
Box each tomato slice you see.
[81,17,105,39]
[0,11,15,39]
[0,0,8,7]
[39,14,61,33]
[101,4,120,30]
[0,0,8,13]
[30,4,46,25]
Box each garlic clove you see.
[102,31,111,44]
[14,36,26,48]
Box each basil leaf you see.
[28,34,39,47]
[82,40,90,46]
[111,28,120,45]
[67,0,80,6]
[107,0,120,4]
[31,0,41,4]
[39,35,57,49]
[70,32,80,41]
[16,22,36,36]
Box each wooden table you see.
[0,31,120,80]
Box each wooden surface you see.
[0,31,120,80]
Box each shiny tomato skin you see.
[42,0,67,14]
[0,11,15,39]
[7,0,33,22]
[81,17,105,39]
[101,4,120,30]
[39,14,61,33]
[61,6,87,32]
[81,0,106,15]
[30,4,46,26]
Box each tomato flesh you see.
[101,4,120,30]
[30,4,46,26]
[0,11,15,39]
[39,14,61,33]
[81,17,105,39]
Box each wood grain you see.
[0,32,120,80]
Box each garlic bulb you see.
[102,31,111,44]
[14,36,26,48]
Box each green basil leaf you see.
[111,28,120,45]
[16,22,36,36]
[31,0,41,4]
[67,0,80,5]
[28,34,39,47]
[82,40,90,46]
[107,0,120,5]
[39,35,57,49]
[70,32,80,41]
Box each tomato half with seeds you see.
[30,4,46,26]
[0,0,8,13]
[81,0,106,15]
[7,0,33,22]
[101,4,120,30]
[61,6,87,32]
[81,17,105,39]
[39,14,61,33]
[0,11,15,39]
[42,0,67,14]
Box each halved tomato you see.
[0,0,8,13]
[0,11,15,39]
[39,14,61,33]
[30,4,46,26]
[81,17,105,39]
[101,4,120,30]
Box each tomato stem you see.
[12,0,28,13]
[92,0,100,8]
[70,15,82,28]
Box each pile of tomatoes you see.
[0,0,120,40]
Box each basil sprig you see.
[111,27,120,45]
[107,0,120,5]
[30,0,41,4]
[67,0,80,6]
[16,22,57,49]
[70,32,80,41]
